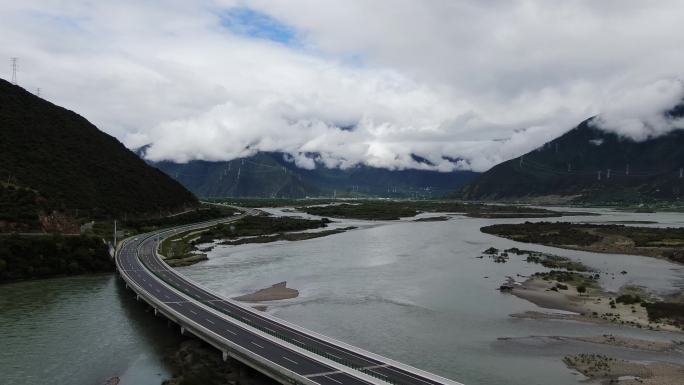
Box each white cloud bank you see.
[591,79,684,141]
[2,0,684,171]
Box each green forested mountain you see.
[458,104,684,203]
[0,79,197,232]
[144,151,478,198]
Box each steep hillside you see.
[459,105,684,203]
[0,79,197,231]
[145,151,478,198]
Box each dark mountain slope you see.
[459,106,684,203]
[153,152,321,198]
[146,151,478,198]
[0,79,197,231]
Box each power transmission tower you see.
[10,57,18,85]
[597,170,602,181]
[36,88,41,97]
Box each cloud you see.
[2,0,684,172]
[590,78,684,141]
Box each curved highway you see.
[116,211,462,385]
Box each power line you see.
[517,157,680,178]
[10,57,17,85]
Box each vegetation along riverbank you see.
[296,200,593,220]
[159,214,352,267]
[481,246,684,332]
[0,234,112,283]
[481,222,684,263]
[563,354,684,385]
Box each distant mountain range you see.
[0,79,197,232]
[459,103,684,203]
[140,150,478,198]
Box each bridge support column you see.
[154,308,158,316]
[180,326,185,336]
[222,351,229,362]
[136,294,140,301]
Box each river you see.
[180,207,684,385]
[0,274,180,385]
[1,207,683,385]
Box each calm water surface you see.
[2,207,683,385]
[180,208,684,385]
[0,274,180,385]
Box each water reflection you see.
[0,274,181,385]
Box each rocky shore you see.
[484,242,684,383]
[563,354,684,385]
[478,246,683,332]
[498,335,683,353]
[508,276,681,332]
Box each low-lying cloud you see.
[591,79,684,141]
[2,1,684,172]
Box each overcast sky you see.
[3,0,684,171]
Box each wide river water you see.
[1,207,683,385]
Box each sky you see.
[2,0,684,172]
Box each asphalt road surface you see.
[116,212,460,385]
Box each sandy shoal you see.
[233,281,299,302]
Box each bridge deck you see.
[115,214,462,385]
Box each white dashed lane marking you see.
[324,375,343,384]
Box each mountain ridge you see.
[140,150,478,198]
[458,105,684,203]
[0,79,198,232]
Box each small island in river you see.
[481,221,684,264]
[159,215,353,267]
[298,200,592,220]
[232,281,299,302]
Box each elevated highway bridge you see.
[115,209,462,385]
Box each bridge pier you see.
[180,326,185,336]
[222,351,229,362]
[154,308,158,316]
